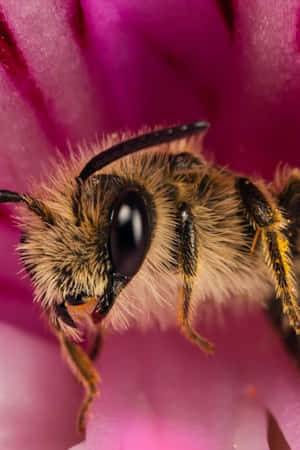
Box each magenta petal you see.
[0,222,43,335]
[0,323,81,450]
[70,444,86,450]
[81,0,232,130]
[1,0,104,149]
[231,398,269,449]
[212,0,300,176]
[82,307,300,449]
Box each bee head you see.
[0,121,209,338]
[12,174,154,338]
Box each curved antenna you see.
[78,121,210,182]
[0,190,23,203]
[0,190,55,225]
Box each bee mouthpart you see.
[66,296,98,316]
[92,291,115,324]
[92,306,103,324]
[54,302,77,328]
[61,296,99,329]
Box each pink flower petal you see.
[211,0,300,177]
[1,1,104,149]
[231,398,269,450]
[82,0,231,130]
[70,444,86,450]
[83,307,300,449]
[0,322,82,450]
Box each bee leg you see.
[267,171,300,359]
[178,279,215,354]
[176,202,215,355]
[262,230,300,331]
[89,330,102,361]
[277,170,300,255]
[56,330,100,434]
[237,177,300,333]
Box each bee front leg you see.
[55,330,100,434]
[176,202,215,355]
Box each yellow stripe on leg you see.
[262,229,300,333]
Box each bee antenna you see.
[0,190,23,203]
[0,189,55,225]
[78,121,210,182]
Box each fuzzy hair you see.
[15,132,299,340]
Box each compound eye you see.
[109,190,150,278]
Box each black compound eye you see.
[109,190,150,278]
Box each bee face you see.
[18,172,156,336]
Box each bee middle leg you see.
[176,202,215,355]
[236,177,300,332]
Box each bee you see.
[0,121,299,432]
